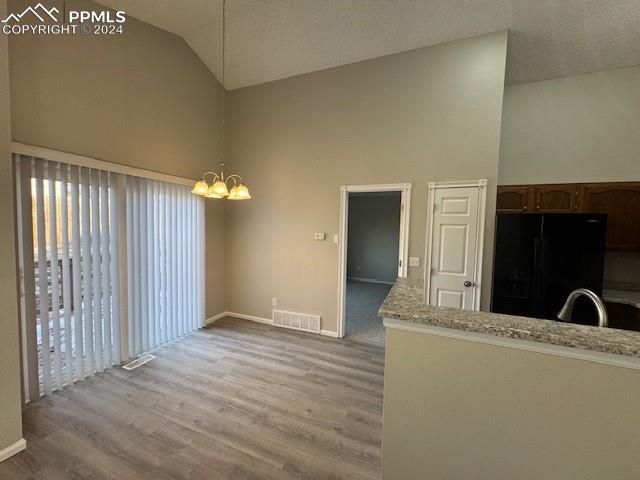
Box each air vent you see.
[272,309,321,334]
[122,354,156,371]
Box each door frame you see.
[424,179,487,310]
[337,183,411,338]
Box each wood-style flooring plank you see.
[0,317,384,480]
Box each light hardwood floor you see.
[0,317,385,480]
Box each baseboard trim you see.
[320,329,339,338]
[205,311,228,325]
[0,438,26,463]
[225,311,274,325]
[347,276,395,285]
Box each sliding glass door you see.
[125,176,205,358]
[15,154,205,401]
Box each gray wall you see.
[0,0,23,455]
[499,65,640,185]
[8,0,227,318]
[604,252,640,286]
[347,193,401,283]
[383,328,640,479]
[226,31,508,331]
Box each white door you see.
[426,183,485,310]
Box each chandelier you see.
[191,163,251,200]
[192,0,251,200]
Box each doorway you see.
[337,183,411,340]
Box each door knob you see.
[464,281,474,287]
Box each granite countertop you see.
[379,277,640,359]
[603,289,640,309]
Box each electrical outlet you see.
[409,256,421,267]
[272,297,278,307]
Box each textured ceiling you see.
[98,0,640,90]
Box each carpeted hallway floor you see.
[345,280,393,344]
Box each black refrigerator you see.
[491,213,607,325]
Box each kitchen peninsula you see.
[379,278,640,480]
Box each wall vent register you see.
[272,309,321,334]
[122,354,156,371]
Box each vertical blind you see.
[126,176,205,358]
[15,154,205,401]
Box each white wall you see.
[347,193,401,283]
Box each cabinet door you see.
[533,184,579,212]
[496,186,532,212]
[582,183,640,250]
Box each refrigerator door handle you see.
[533,237,542,303]
[537,237,548,303]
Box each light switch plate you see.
[332,234,339,244]
[314,232,326,241]
[272,297,278,307]
[409,256,421,267]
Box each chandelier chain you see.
[191,0,250,200]
[221,0,226,169]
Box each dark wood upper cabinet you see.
[496,186,532,212]
[581,182,640,251]
[532,184,579,212]
[497,181,640,251]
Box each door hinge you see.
[398,259,402,267]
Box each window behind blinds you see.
[15,154,205,401]
[125,176,205,358]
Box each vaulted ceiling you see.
[99,0,640,90]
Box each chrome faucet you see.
[557,288,608,327]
